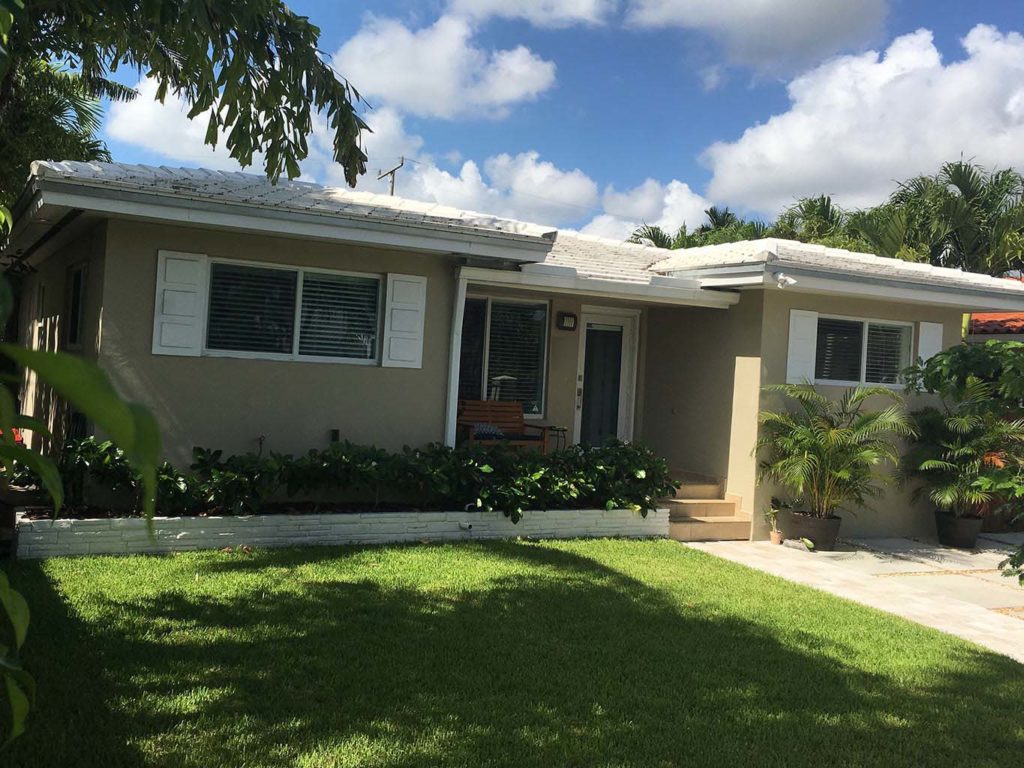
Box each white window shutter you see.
[152,250,208,356]
[382,273,427,368]
[917,322,944,362]
[786,309,819,384]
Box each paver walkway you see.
[687,533,1024,664]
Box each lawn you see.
[3,539,1022,767]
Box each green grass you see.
[3,539,1022,767]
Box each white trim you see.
[573,306,640,445]
[687,266,1024,311]
[201,257,383,366]
[444,271,469,446]
[812,313,915,388]
[459,266,737,309]
[36,186,552,263]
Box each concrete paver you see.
[686,537,1024,664]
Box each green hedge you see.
[35,438,677,521]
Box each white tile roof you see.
[651,238,1024,296]
[31,160,556,242]
[542,230,667,283]
[27,163,1024,300]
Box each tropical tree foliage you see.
[630,161,1024,276]
[902,379,1024,519]
[756,384,915,518]
[0,0,369,205]
[0,58,110,205]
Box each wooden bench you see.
[457,400,551,452]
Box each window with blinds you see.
[299,272,379,359]
[205,262,381,361]
[865,323,911,384]
[207,263,297,354]
[458,298,548,415]
[815,318,863,382]
[814,315,911,385]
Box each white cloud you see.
[626,0,887,72]
[448,0,615,27]
[581,178,710,239]
[332,15,556,119]
[106,79,258,171]
[703,25,1024,214]
[404,151,598,225]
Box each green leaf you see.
[3,671,32,745]
[0,573,29,650]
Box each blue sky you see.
[103,0,1024,236]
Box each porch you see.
[441,264,763,542]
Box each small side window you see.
[65,264,87,349]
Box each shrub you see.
[18,439,676,520]
[756,384,915,518]
[902,379,1024,519]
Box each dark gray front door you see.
[580,324,623,446]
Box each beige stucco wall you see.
[99,220,457,465]
[640,293,764,513]
[19,222,106,450]
[753,289,966,540]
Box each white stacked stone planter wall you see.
[15,508,670,558]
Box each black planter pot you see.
[934,511,983,549]
[780,511,842,551]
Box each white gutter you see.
[33,184,554,263]
[683,265,1024,312]
[459,266,738,309]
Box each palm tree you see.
[881,161,1024,274]
[757,384,916,518]
[903,379,1024,519]
[698,205,738,232]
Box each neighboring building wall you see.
[640,292,764,513]
[19,222,106,450]
[100,220,458,465]
[756,289,965,539]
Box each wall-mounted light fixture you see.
[556,311,578,331]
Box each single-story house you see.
[7,160,1024,541]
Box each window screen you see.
[298,272,379,359]
[865,323,911,384]
[815,318,863,382]
[486,302,547,414]
[207,263,297,354]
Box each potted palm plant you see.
[763,505,784,545]
[903,379,1024,548]
[756,384,915,551]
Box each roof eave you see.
[667,262,1024,311]
[25,177,555,262]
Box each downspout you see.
[444,267,469,446]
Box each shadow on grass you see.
[5,540,1023,767]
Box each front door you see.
[574,309,639,446]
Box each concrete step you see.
[669,514,752,542]
[666,498,739,518]
[671,470,724,500]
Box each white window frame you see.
[463,294,551,419]
[202,257,383,366]
[813,313,915,389]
